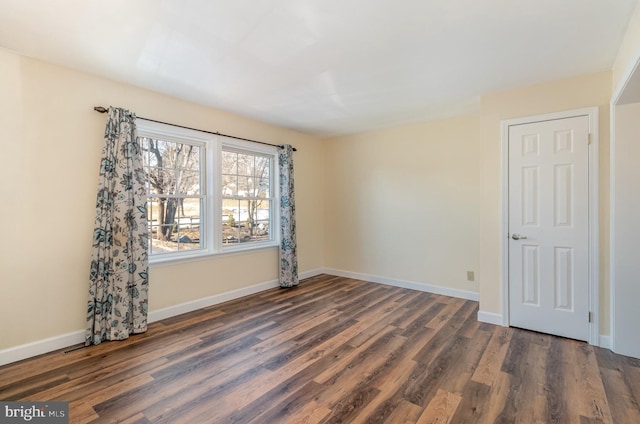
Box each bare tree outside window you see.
[140,137,203,253]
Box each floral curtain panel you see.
[278,145,299,288]
[86,107,149,346]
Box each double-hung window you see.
[221,147,274,245]
[137,121,278,263]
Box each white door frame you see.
[501,107,599,346]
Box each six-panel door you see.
[508,115,590,341]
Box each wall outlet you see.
[467,271,475,282]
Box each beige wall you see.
[0,42,625,354]
[479,71,612,334]
[0,48,325,350]
[324,116,481,294]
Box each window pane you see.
[175,198,201,252]
[148,197,202,253]
[222,199,240,244]
[222,174,237,196]
[222,151,237,174]
[178,170,200,195]
[148,168,176,195]
[247,200,271,241]
[254,156,270,179]
[243,199,270,243]
[175,145,200,171]
[238,199,250,226]
[144,138,200,196]
[237,176,250,197]
[220,148,273,247]
[141,135,205,257]
[237,153,254,176]
[222,199,258,244]
[257,178,270,197]
[222,198,239,221]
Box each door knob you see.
[511,233,527,240]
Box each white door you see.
[508,115,590,341]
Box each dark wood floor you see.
[1,274,639,423]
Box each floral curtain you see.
[278,145,299,288]
[86,107,149,346]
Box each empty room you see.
[1,1,640,423]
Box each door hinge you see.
[588,133,592,145]
[588,311,593,323]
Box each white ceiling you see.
[0,0,637,137]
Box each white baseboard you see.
[477,310,506,326]
[323,268,479,301]
[148,279,280,322]
[0,330,85,367]
[0,268,326,367]
[149,267,324,322]
[599,335,611,349]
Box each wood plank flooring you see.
[1,274,639,423]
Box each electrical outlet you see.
[467,271,475,282]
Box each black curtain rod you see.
[93,106,296,151]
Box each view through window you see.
[137,121,278,261]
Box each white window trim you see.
[218,136,280,255]
[137,120,280,265]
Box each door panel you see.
[522,245,539,305]
[508,116,589,341]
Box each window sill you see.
[149,242,279,268]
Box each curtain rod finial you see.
[94,106,108,113]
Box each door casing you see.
[500,107,599,346]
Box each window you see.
[137,121,278,262]
[221,148,273,245]
[141,137,204,255]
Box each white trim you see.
[324,268,479,301]
[148,267,325,322]
[500,107,600,345]
[0,331,85,367]
[477,311,506,326]
[501,117,511,329]
[147,279,280,322]
[298,268,325,280]
[589,108,601,346]
[599,335,612,350]
[0,268,326,367]
[610,100,618,353]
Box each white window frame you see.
[137,120,280,265]
[218,136,280,254]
